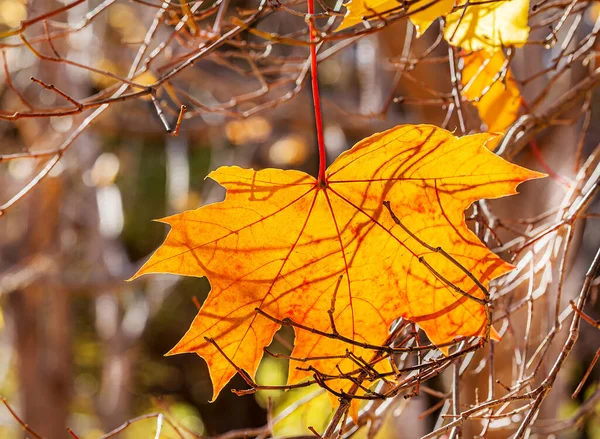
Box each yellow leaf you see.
[409,0,455,35]
[461,51,521,132]
[131,124,544,401]
[272,388,331,436]
[0,0,27,28]
[444,0,530,52]
[132,71,157,86]
[335,0,455,35]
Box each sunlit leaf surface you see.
[461,50,521,132]
[444,0,530,51]
[132,124,543,400]
[335,0,454,35]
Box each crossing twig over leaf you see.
[131,124,544,401]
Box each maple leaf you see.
[461,50,521,133]
[444,0,530,52]
[131,125,543,400]
[335,0,454,35]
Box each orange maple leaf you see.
[131,124,543,400]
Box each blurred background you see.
[0,0,599,438]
